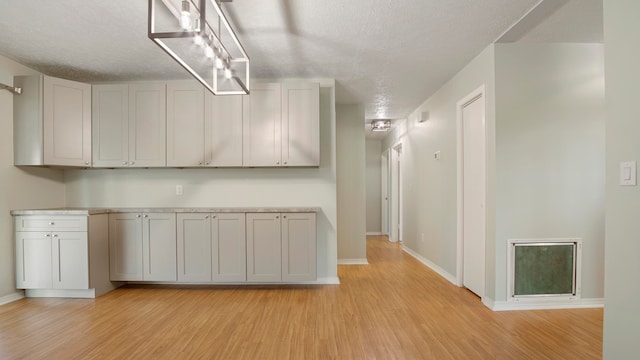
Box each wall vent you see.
[508,238,581,300]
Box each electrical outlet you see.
[176,185,183,195]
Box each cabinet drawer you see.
[15,216,88,232]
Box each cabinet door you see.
[43,76,92,166]
[243,83,282,166]
[177,213,212,282]
[206,94,244,167]
[212,213,246,282]
[52,232,89,289]
[142,213,177,281]
[109,213,143,281]
[246,213,281,282]
[167,81,206,167]
[282,82,320,166]
[92,84,129,167]
[281,213,317,281]
[15,232,52,289]
[129,84,166,167]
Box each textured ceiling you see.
[0,0,601,132]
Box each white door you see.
[53,231,89,289]
[390,144,402,243]
[281,82,320,166]
[462,94,486,298]
[43,76,92,166]
[142,213,177,281]
[246,213,282,282]
[109,213,143,281]
[15,231,52,289]
[212,213,246,282]
[129,83,167,167]
[92,84,129,167]
[381,150,389,236]
[243,83,282,166]
[281,212,317,281]
[166,80,205,167]
[177,213,212,282]
[206,94,244,166]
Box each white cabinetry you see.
[14,214,114,298]
[14,75,91,167]
[92,83,166,167]
[243,82,319,167]
[109,213,177,281]
[246,212,317,282]
[206,94,244,166]
[282,212,317,281]
[177,213,246,282]
[166,81,244,167]
[167,81,205,167]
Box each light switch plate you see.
[620,161,636,186]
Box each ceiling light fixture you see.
[148,0,250,95]
[371,120,391,132]
[0,82,22,95]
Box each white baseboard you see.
[25,289,97,299]
[338,258,369,265]
[489,297,604,311]
[0,291,25,306]
[401,246,458,286]
[366,232,385,236]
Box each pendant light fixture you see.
[148,0,250,95]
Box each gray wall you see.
[365,138,382,234]
[494,43,605,301]
[603,1,640,358]
[381,42,605,306]
[336,104,367,262]
[382,45,496,285]
[0,55,66,301]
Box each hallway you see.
[0,235,602,359]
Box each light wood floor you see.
[0,236,602,359]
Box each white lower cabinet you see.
[110,211,315,284]
[109,213,177,281]
[14,214,114,298]
[246,212,317,282]
[177,213,246,282]
[282,212,317,281]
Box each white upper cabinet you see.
[129,84,167,167]
[14,75,91,167]
[167,81,205,167]
[281,82,320,166]
[243,82,319,167]
[206,93,244,167]
[92,84,129,167]
[243,83,282,167]
[92,83,166,167]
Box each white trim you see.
[366,232,385,236]
[402,245,458,286]
[125,277,342,286]
[489,298,604,311]
[25,289,97,299]
[456,85,487,289]
[338,259,369,265]
[0,291,25,306]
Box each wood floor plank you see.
[0,236,602,359]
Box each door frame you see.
[456,85,487,290]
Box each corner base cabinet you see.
[14,214,116,298]
[109,213,177,281]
